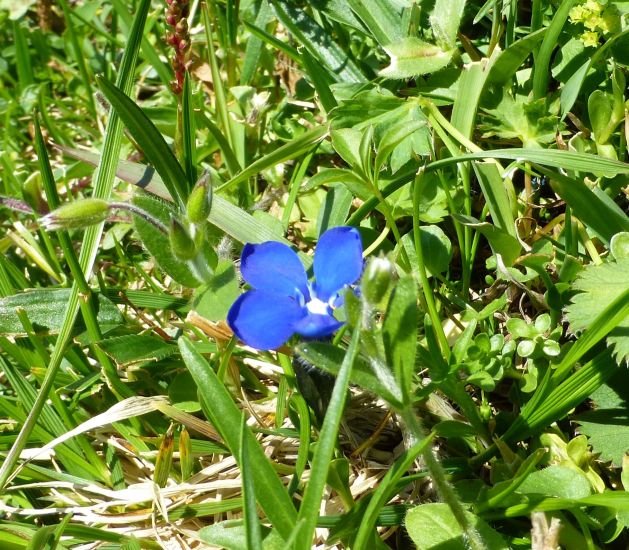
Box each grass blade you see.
[178,336,297,540]
[292,321,361,547]
[240,415,263,550]
[271,0,366,83]
[532,0,577,99]
[0,0,152,492]
[96,75,188,207]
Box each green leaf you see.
[168,371,201,413]
[0,289,123,336]
[131,191,200,287]
[472,162,517,237]
[193,260,240,322]
[317,186,353,235]
[452,215,521,266]
[97,334,176,367]
[405,503,509,550]
[347,0,404,46]
[270,0,365,83]
[611,232,629,261]
[517,465,592,499]
[427,148,629,179]
[380,38,454,78]
[296,342,404,412]
[480,93,561,148]
[575,370,629,467]
[382,276,417,400]
[402,225,453,277]
[565,259,629,363]
[240,414,263,550]
[429,0,467,50]
[542,168,629,243]
[531,0,577,99]
[484,28,547,88]
[178,337,297,538]
[96,76,188,207]
[199,520,285,550]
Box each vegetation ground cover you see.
[0,0,628,548]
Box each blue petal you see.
[240,242,309,300]
[227,290,305,350]
[313,227,363,301]
[293,313,344,339]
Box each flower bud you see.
[40,198,110,231]
[186,177,213,224]
[169,217,197,260]
[361,256,393,306]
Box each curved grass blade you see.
[55,147,313,266]
[217,125,328,192]
[427,149,629,178]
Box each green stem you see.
[413,169,450,360]
[400,406,486,550]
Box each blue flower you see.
[227,226,363,350]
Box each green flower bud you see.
[169,217,197,260]
[186,176,212,224]
[40,198,110,230]
[361,256,393,306]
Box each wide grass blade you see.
[531,0,576,99]
[292,321,362,547]
[540,167,629,242]
[178,336,297,540]
[96,76,188,207]
[427,149,629,178]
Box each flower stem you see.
[400,406,486,550]
[412,169,450,360]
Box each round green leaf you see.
[405,503,508,550]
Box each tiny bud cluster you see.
[165,0,191,94]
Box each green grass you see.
[0,1,628,548]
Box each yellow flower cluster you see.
[569,0,620,47]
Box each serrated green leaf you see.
[565,259,629,363]
[575,370,629,466]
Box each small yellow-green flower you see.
[581,31,600,47]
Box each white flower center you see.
[306,297,330,316]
